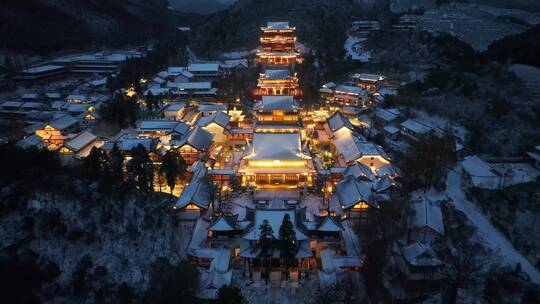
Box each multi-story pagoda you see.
[256,22,300,65]
[254,69,301,97]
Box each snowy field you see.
[344,34,371,62]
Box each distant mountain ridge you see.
[0,0,195,54]
[169,0,237,14]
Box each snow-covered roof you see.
[17,134,47,149]
[334,175,375,209]
[197,111,230,128]
[327,112,354,132]
[352,73,384,81]
[65,94,87,101]
[375,163,397,178]
[374,175,399,192]
[333,131,366,163]
[460,155,499,189]
[63,131,97,152]
[51,101,68,110]
[358,143,388,158]
[176,179,212,209]
[157,71,170,79]
[167,66,185,74]
[167,81,212,90]
[264,22,293,30]
[164,103,185,112]
[20,102,45,109]
[244,132,310,161]
[45,93,61,99]
[383,125,400,135]
[399,242,442,267]
[262,69,290,80]
[409,197,444,235]
[139,120,179,132]
[322,82,336,89]
[243,209,308,241]
[334,85,366,96]
[320,249,362,273]
[314,215,343,232]
[188,63,220,72]
[401,119,432,135]
[374,108,400,122]
[67,103,94,113]
[197,269,232,300]
[179,70,194,78]
[196,248,232,299]
[151,76,166,84]
[22,65,64,73]
[343,162,376,181]
[208,215,238,231]
[260,95,296,111]
[144,88,169,96]
[198,103,226,112]
[112,138,157,152]
[48,115,78,131]
[1,101,24,108]
[88,78,107,87]
[22,93,38,99]
[178,126,214,152]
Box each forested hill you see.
[190,0,385,59]
[0,0,197,54]
[484,24,540,68]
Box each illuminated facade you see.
[255,95,299,125]
[254,69,301,97]
[239,132,315,188]
[256,22,300,65]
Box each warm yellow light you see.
[126,87,136,97]
[185,203,201,210]
[248,160,306,167]
[352,202,369,210]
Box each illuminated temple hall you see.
[255,95,300,126]
[239,132,315,188]
[255,69,300,97]
[256,22,300,65]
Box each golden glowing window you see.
[352,202,369,210]
[59,146,73,154]
[185,203,201,210]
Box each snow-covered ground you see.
[444,170,540,283]
[1,192,192,292]
[489,162,540,187]
[399,3,534,51]
[344,34,371,62]
[218,49,256,60]
[510,64,540,100]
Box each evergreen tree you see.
[160,150,186,194]
[399,129,456,192]
[279,213,297,280]
[83,147,110,180]
[217,285,247,304]
[109,144,125,189]
[258,219,274,283]
[127,144,154,191]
